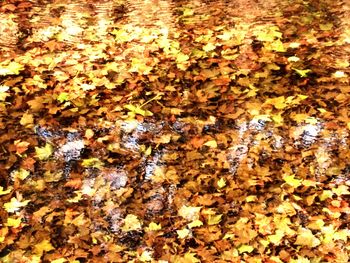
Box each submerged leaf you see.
[35,143,53,160]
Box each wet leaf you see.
[140,251,153,262]
[4,197,30,213]
[5,217,22,228]
[35,143,53,160]
[0,186,12,196]
[188,220,203,228]
[33,240,54,255]
[11,168,30,180]
[0,61,24,76]
[81,158,104,168]
[238,244,254,254]
[207,214,222,225]
[121,214,142,232]
[283,174,302,188]
[178,205,201,221]
[20,113,34,127]
[0,85,10,101]
[294,228,321,247]
[293,68,311,77]
[203,140,217,148]
[217,177,226,188]
[147,222,162,231]
[177,228,190,239]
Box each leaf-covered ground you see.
[0,0,350,262]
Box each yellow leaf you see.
[293,68,311,77]
[290,257,311,263]
[140,250,153,262]
[319,190,333,201]
[81,158,103,168]
[177,228,190,239]
[85,129,94,139]
[268,230,284,245]
[0,186,12,196]
[51,259,67,263]
[238,244,254,254]
[183,252,200,263]
[204,140,217,148]
[11,168,30,180]
[207,214,222,225]
[246,195,257,202]
[176,53,189,63]
[35,143,53,160]
[122,214,142,232]
[34,239,54,255]
[332,185,350,196]
[6,217,22,228]
[294,228,320,247]
[264,96,286,109]
[203,42,216,52]
[178,205,201,221]
[147,222,162,231]
[0,85,10,101]
[20,113,34,127]
[283,174,302,188]
[217,177,226,188]
[188,220,203,228]
[0,61,24,76]
[4,197,30,213]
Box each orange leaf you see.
[190,137,205,148]
[64,178,82,189]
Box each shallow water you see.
[1,0,350,262]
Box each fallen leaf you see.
[294,228,321,247]
[35,143,54,160]
[4,197,30,213]
[121,214,142,232]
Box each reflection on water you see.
[0,0,284,51]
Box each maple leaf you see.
[188,220,203,228]
[33,239,55,255]
[11,168,30,180]
[0,186,12,196]
[283,174,302,188]
[20,112,34,127]
[177,228,190,239]
[4,197,30,213]
[217,177,226,188]
[121,214,142,231]
[207,214,222,225]
[0,85,10,101]
[139,250,153,262]
[238,244,254,254]
[35,143,54,160]
[5,217,22,228]
[203,140,217,148]
[147,222,162,231]
[0,61,24,76]
[81,158,104,168]
[294,228,321,247]
[178,205,201,221]
[293,68,311,77]
[182,252,200,263]
[14,140,30,154]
